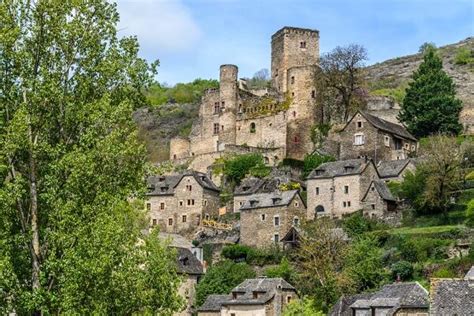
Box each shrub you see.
[391,260,414,281]
[454,47,474,65]
[398,237,450,263]
[283,297,324,316]
[221,244,253,262]
[264,257,297,284]
[247,245,285,266]
[195,260,255,306]
[465,200,474,228]
[219,153,268,184]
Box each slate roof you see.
[430,278,474,316]
[198,294,230,312]
[234,177,265,196]
[159,233,193,249]
[377,159,413,178]
[227,278,296,306]
[329,293,373,316]
[146,171,219,196]
[175,247,203,275]
[234,175,305,196]
[362,180,396,202]
[307,159,372,179]
[239,190,301,211]
[357,111,417,141]
[347,282,429,315]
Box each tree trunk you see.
[29,141,41,292]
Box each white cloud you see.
[116,0,202,55]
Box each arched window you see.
[250,122,256,133]
[315,205,325,214]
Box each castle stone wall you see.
[170,137,190,160]
[235,112,288,151]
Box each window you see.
[293,111,296,118]
[179,200,183,206]
[231,313,236,316]
[261,214,266,221]
[394,138,402,150]
[250,122,256,133]
[221,101,225,107]
[347,201,351,207]
[300,41,306,48]
[239,201,243,206]
[168,218,173,226]
[293,217,299,226]
[203,200,208,206]
[357,121,363,128]
[294,201,299,207]
[384,135,390,147]
[186,185,192,191]
[344,185,349,194]
[160,202,165,210]
[146,203,151,211]
[371,186,375,191]
[214,103,219,114]
[316,205,325,213]
[152,218,157,226]
[316,187,320,195]
[291,92,295,97]
[264,156,269,164]
[274,216,280,226]
[182,215,187,223]
[205,214,210,220]
[274,233,280,243]
[291,76,295,84]
[294,136,299,143]
[343,201,347,207]
[213,123,219,135]
[311,90,316,98]
[354,134,365,145]
[411,144,416,151]
[287,295,292,303]
[404,143,409,149]
[371,204,375,210]
[187,199,195,206]
[173,154,177,160]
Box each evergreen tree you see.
[398,47,463,137]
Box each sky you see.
[116,0,474,85]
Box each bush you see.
[465,200,474,227]
[264,257,297,284]
[454,47,474,65]
[283,297,324,316]
[221,244,253,262]
[195,260,255,307]
[398,237,450,263]
[218,153,269,184]
[221,244,284,266]
[391,260,414,281]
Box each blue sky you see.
[117,0,473,85]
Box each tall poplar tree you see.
[398,46,463,137]
[0,0,183,313]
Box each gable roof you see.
[234,177,266,196]
[348,282,429,315]
[280,226,301,243]
[362,180,396,202]
[227,278,296,306]
[307,158,376,179]
[329,293,373,316]
[234,175,305,196]
[198,294,230,312]
[146,171,219,196]
[430,278,474,316]
[175,247,203,275]
[377,159,414,178]
[239,190,304,211]
[344,111,417,141]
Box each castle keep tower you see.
[271,27,319,93]
[217,64,238,150]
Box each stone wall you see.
[170,137,190,160]
[176,274,199,316]
[240,193,306,248]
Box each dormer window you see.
[159,176,165,182]
[344,166,354,173]
[272,198,281,205]
[250,200,258,207]
[160,186,168,192]
[242,186,250,192]
[179,256,189,266]
[315,169,324,176]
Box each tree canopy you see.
[398,47,463,137]
[0,0,182,313]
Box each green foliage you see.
[279,182,301,191]
[221,244,254,261]
[311,123,332,146]
[145,79,219,106]
[221,244,284,266]
[343,236,387,292]
[0,1,183,313]
[465,200,474,227]
[454,47,474,65]
[399,169,428,213]
[371,82,409,104]
[195,260,255,307]
[215,154,269,185]
[303,153,335,179]
[391,260,414,281]
[281,158,305,169]
[264,257,297,284]
[398,236,450,262]
[387,181,403,198]
[342,211,386,238]
[283,297,324,316]
[399,47,463,137]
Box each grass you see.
[387,225,462,236]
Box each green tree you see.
[303,153,335,179]
[0,1,182,313]
[399,47,463,137]
[343,236,387,292]
[195,260,256,307]
[465,199,474,228]
[215,153,270,185]
[264,257,297,284]
[283,297,324,316]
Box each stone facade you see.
[361,180,400,225]
[170,26,321,172]
[146,172,220,235]
[307,159,379,219]
[339,111,417,164]
[239,190,306,248]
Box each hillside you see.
[366,37,474,133]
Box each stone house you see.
[170,27,322,173]
[197,277,298,316]
[146,171,220,234]
[339,111,417,164]
[175,247,204,316]
[377,159,417,182]
[306,158,379,219]
[361,180,400,225]
[429,266,474,315]
[239,190,306,248]
[330,282,429,316]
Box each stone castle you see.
[170,27,321,172]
